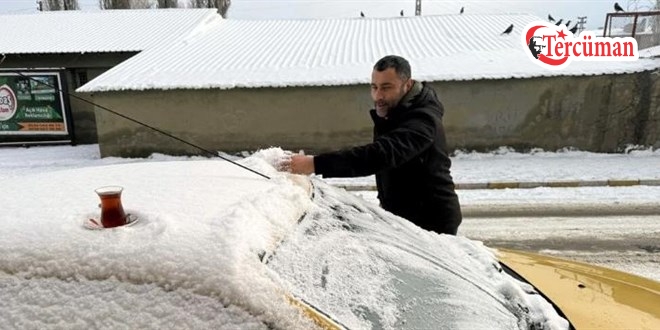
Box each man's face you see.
[371,68,411,117]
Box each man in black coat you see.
[284,55,462,235]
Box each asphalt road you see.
[350,190,660,282]
[459,214,660,282]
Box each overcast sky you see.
[0,0,656,29]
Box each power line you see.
[576,16,587,35]
[0,56,271,180]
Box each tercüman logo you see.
[523,21,638,69]
[0,85,17,121]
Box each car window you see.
[267,179,569,330]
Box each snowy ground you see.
[5,144,660,206]
[2,144,659,282]
[3,144,660,220]
[325,146,660,207]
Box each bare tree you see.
[626,0,660,10]
[99,0,151,9]
[189,0,231,17]
[99,0,130,9]
[157,0,179,8]
[43,0,80,10]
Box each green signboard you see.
[0,72,70,138]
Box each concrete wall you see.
[439,70,660,152]
[93,85,374,157]
[92,69,660,158]
[2,53,136,144]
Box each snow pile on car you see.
[268,178,570,330]
[0,149,317,329]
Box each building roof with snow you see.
[640,44,660,58]
[77,13,660,92]
[0,9,221,54]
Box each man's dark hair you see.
[374,55,411,81]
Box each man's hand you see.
[279,154,315,175]
[291,155,315,175]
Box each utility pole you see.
[37,0,43,11]
[415,0,421,16]
[576,16,587,35]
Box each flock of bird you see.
[500,2,625,36]
[546,15,579,34]
[359,2,628,37]
[360,5,466,18]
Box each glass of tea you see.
[95,186,127,228]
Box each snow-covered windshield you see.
[267,179,569,330]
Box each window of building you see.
[75,70,88,88]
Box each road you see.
[350,189,660,282]
[459,215,660,282]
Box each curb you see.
[461,202,660,217]
[335,179,660,191]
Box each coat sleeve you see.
[314,110,436,178]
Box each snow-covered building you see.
[641,44,660,58]
[75,12,660,156]
[0,9,221,144]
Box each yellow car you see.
[0,152,657,329]
[498,249,660,330]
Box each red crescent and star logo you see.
[525,25,568,66]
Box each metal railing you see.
[603,10,660,49]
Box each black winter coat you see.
[314,82,462,235]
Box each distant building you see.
[77,13,660,156]
[0,9,221,145]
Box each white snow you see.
[268,179,568,329]
[0,275,268,329]
[325,146,660,206]
[0,149,317,329]
[0,144,573,329]
[451,146,660,181]
[0,9,221,54]
[76,14,660,93]
[2,9,656,92]
[3,144,660,205]
[641,44,660,58]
